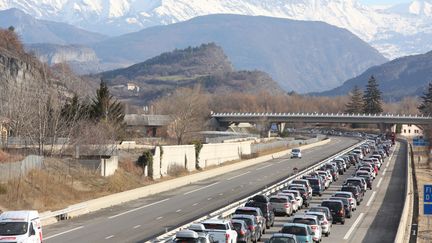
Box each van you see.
[0,211,42,243]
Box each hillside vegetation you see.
[99,43,284,104]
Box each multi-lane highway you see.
[259,141,406,243]
[44,137,357,242]
[43,137,406,243]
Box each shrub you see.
[137,150,153,176]
[167,164,187,177]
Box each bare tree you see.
[153,86,209,144]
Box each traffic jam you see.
[170,136,394,243]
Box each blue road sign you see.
[424,185,432,215]
[414,139,429,146]
[425,185,432,202]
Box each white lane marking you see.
[192,203,199,206]
[377,178,383,188]
[366,191,377,207]
[156,216,163,220]
[343,213,365,240]
[256,164,273,170]
[277,160,285,164]
[207,197,212,200]
[44,226,84,240]
[227,171,250,180]
[108,198,170,219]
[133,225,141,229]
[183,182,220,195]
[219,193,223,196]
[382,168,387,176]
[176,209,182,213]
[105,235,114,240]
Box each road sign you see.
[414,138,429,147]
[424,185,432,215]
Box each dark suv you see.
[341,185,364,205]
[245,195,275,229]
[306,178,323,196]
[321,200,345,224]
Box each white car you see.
[306,211,332,237]
[291,148,302,159]
[277,193,299,212]
[0,211,43,243]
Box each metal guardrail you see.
[152,140,366,242]
[40,203,87,221]
[395,141,414,243]
[212,112,432,119]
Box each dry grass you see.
[167,164,189,177]
[0,150,23,163]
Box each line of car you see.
[170,136,393,243]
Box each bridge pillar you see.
[277,123,286,134]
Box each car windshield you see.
[0,222,28,236]
[306,213,323,220]
[334,193,350,198]
[292,149,300,153]
[281,226,307,235]
[268,237,296,243]
[270,197,287,203]
[293,218,316,225]
[322,201,342,211]
[308,179,319,185]
[174,238,199,243]
[232,222,242,231]
[202,223,227,230]
[232,217,253,226]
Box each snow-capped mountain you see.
[0,0,431,59]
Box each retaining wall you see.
[0,155,43,182]
[101,156,118,177]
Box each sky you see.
[360,0,411,5]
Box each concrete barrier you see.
[100,156,118,177]
[395,141,413,243]
[41,138,330,226]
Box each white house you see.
[392,124,423,137]
[127,83,140,92]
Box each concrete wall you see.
[0,155,43,182]
[152,145,196,179]
[199,143,241,168]
[101,156,118,177]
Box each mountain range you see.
[98,43,283,105]
[318,50,432,100]
[91,14,386,93]
[1,0,432,58]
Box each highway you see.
[44,137,359,242]
[260,141,406,243]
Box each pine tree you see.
[363,76,383,114]
[418,82,432,116]
[345,85,364,114]
[91,80,125,126]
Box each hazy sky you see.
[360,0,411,5]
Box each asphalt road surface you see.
[44,137,361,243]
[260,141,406,243]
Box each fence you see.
[0,155,43,182]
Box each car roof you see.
[282,223,310,228]
[306,211,325,216]
[322,199,343,204]
[236,207,259,211]
[188,223,206,231]
[202,219,229,224]
[271,233,296,239]
[0,211,39,222]
[333,191,353,196]
[293,214,318,220]
[232,214,255,219]
[176,230,199,239]
[231,219,247,225]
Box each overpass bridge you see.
[211,112,432,131]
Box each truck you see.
[201,219,237,243]
[0,211,43,243]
